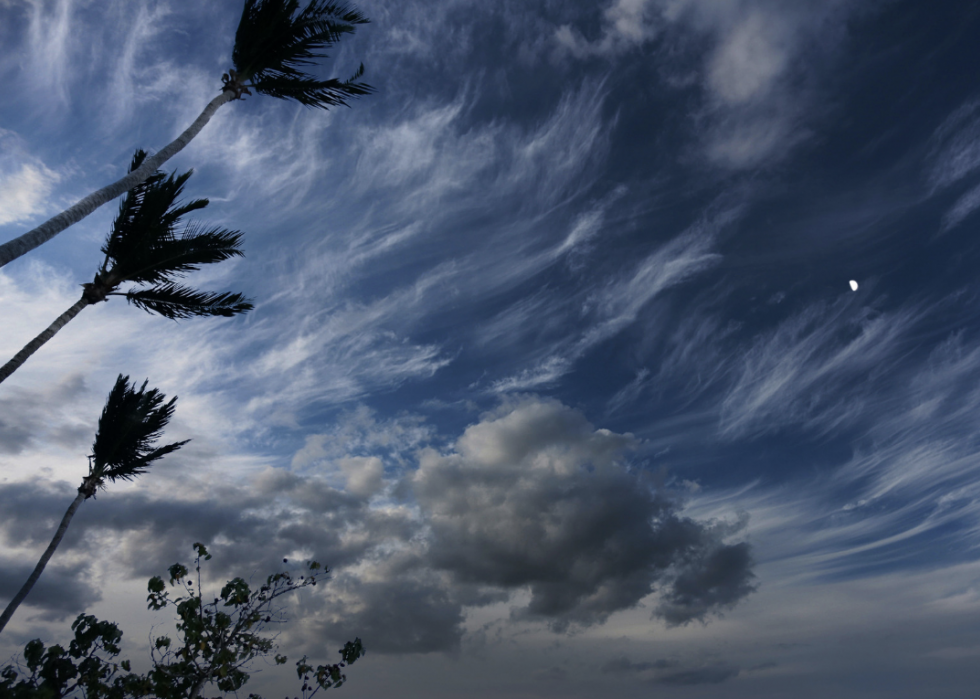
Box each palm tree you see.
[0,150,253,386]
[0,374,188,635]
[0,0,373,268]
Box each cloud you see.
[0,372,88,455]
[0,397,755,652]
[657,663,740,685]
[22,0,76,106]
[941,181,980,232]
[601,654,741,685]
[655,538,756,625]
[351,78,610,215]
[928,98,980,191]
[555,0,858,169]
[410,396,757,631]
[928,99,980,230]
[101,2,178,128]
[717,293,927,440]
[490,204,733,393]
[0,556,100,623]
[307,574,466,655]
[554,0,658,58]
[0,129,61,226]
[601,655,677,672]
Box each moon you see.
[849,280,858,291]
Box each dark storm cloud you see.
[0,557,100,623]
[601,654,740,685]
[656,539,758,626]
[410,396,757,632]
[0,473,415,617]
[0,397,754,652]
[657,663,740,685]
[313,573,466,655]
[601,656,678,673]
[0,373,88,455]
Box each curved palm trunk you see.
[0,296,89,386]
[0,90,235,269]
[0,490,86,635]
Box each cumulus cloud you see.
[410,396,757,631]
[0,397,755,651]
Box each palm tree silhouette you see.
[0,374,188,635]
[0,0,373,268]
[0,150,253,386]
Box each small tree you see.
[0,543,365,698]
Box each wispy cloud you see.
[928,99,980,231]
[491,205,734,392]
[22,0,77,107]
[717,291,927,440]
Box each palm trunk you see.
[0,296,90,386]
[0,90,235,269]
[0,490,86,635]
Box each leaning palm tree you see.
[0,0,373,268]
[0,374,188,635]
[0,150,253,386]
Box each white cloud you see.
[717,292,928,440]
[102,2,177,128]
[23,0,76,106]
[555,0,856,169]
[928,98,980,191]
[0,129,61,226]
[706,9,789,105]
[490,204,734,393]
[555,0,657,58]
[941,181,980,231]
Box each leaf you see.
[23,639,44,671]
[90,375,190,487]
[232,0,373,109]
[125,283,253,320]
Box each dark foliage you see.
[91,149,253,321]
[231,0,373,109]
[0,544,365,698]
[89,374,189,491]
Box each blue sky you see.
[1,0,980,696]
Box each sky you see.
[1,0,980,696]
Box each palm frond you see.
[232,0,373,110]
[112,224,247,286]
[101,150,209,275]
[125,283,254,320]
[90,375,189,486]
[249,64,373,108]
